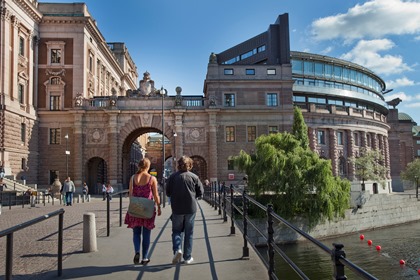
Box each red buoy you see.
[400,259,405,265]
[359,234,365,240]
[376,245,381,251]
[367,240,373,246]
[417,269,420,275]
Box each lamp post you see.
[158,86,167,206]
[65,134,70,177]
[415,175,419,199]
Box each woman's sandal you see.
[141,259,150,265]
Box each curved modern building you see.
[207,13,392,195]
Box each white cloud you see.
[340,39,412,75]
[386,77,416,88]
[415,35,420,41]
[386,91,413,102]
[320,46,333,54]
[311,0,420,41]
[405,102,420,108]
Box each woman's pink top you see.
[124,175,156,230]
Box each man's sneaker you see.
[184,257,194,264]
[133,253,140,264]
[172,249,182,264]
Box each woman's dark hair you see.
[177,156,193,172]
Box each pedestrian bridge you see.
[42,199,267,280]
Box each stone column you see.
[372,133,379,150]
[208,111,218,181]
[361,131,367,149]
[73,113,84,186]
[383,135,391,179]
[173,112,184,159]
[107,112,119,188]
[346,129,355,180]
[329,128,338,176]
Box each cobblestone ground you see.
[0,195,130,280]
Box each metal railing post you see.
[214,182,217,210]
[106,195,110,237]
[242,189,249,259]
[218,185,222,215]
[5,233,13,280]
[58,212,64,276]
[119,192,123,227]
[223,185,227,222]
[230,184,235,235]
[267,204,275,280]
[332,243,347,280]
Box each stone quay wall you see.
[247,193,420,244]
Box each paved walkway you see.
[1,197,267,280]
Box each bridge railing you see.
[0,209,65,280]
[203,182,378,280]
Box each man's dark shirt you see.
[166,171,204,215]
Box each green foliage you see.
[233,132,351,227]
[401,158,420,183]
[292,107,309,149]
[348,147,388,188]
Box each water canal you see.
[270,220,420,279]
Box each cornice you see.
[12,0,42,22]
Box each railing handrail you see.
[0,209,65,279]
[205,182,378,280]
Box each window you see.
[416,140,420,145]
[246,69,255,75]
[268,126,278,134]
[247,126,256,142]
[354,132,360,146]
[225,126,235,142]
[366,133,371,147]
[21,123,26,142]
[417,150,420,156]
[337,131,344,145]
[318,130,325,145]
[50,96,61,110]
[224,69,234,75]
[89,53,94,72]
[267,69,276,75]
[257,45,266,52]
[51,49,61,64]
[266,93,278,106]
[50,128,61,144]
[224,94,235,107]
[21,158,26,170]
[228,159,235,170]
[19,37,25,56]
[18,84,24,104]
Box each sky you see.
[38,0,420,124]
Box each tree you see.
[348,147,388,189]
[401,158,420,196]
[233,112,350,226]
[292,106,309,149]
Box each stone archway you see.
[86,157,107,195]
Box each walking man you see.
[166,156,204,265]
[62,176,76,206]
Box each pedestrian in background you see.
[0,164,5,179]
[166,156,204,265]
[62,176,76,206]
[106,181,114,201]
[125,158,161,265]
[102,183,106,200]
[82,182,88,201]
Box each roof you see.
[398,112,415,122]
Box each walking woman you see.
[124,158,161,265]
